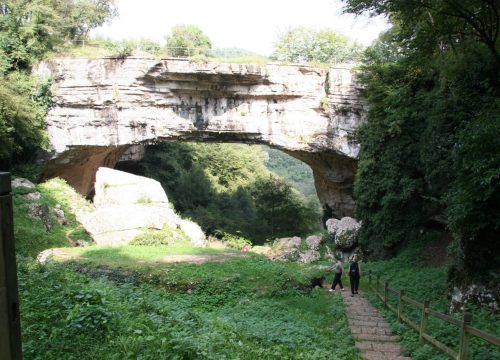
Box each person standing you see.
[329,258,344,292]
[349,254,361,296]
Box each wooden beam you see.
[0,172,22,359]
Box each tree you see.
[164,24,212,57]
[0,0,117,168]
[252,175,319,241]
[270,27,362,64]
[342,0,500,68]
[68,0,118,39]
[344,0,500,293]
[0,0,117,70]
[0,73,51,167]
[142,142,320,243]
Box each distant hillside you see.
[261,146,320,208]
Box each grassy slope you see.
[13,179,360,359]
[13,178,92,257]
[360,235,500,360]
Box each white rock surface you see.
[79,167,205,246]
[326,216,361,250]
[12,178,36,189]
[94,167,168,207]
[305,235,323,251]
[37,58,365,218]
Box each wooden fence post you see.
[0,172,23,359]
[376,275,380,293]
[368,270,371,287]
[398,289,405,322]
[419,300,430,344]
[458,312,472,360]
[384,281,389,308]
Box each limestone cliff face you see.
[36,57,365,218]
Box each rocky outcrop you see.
[79,167,205,246]
[268,236,322,264]
[305,235,323,251]
[12,178,36,189]
[326,216,361,250]
[35,58,365,218]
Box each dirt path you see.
[341,291,412,360]
[158,253,242,264]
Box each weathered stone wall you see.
[36,57,365,218]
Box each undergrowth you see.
[19,256,360,359]
[13,178,91,258]
[12,178,360,359]
[361,235,500,360]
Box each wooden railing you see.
[368,271,500,360]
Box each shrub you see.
[220,232,251,249]
[130,225,188,246]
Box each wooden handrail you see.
[366,270,500,359]
[466,325,500,346]
[387,287,399,295]
[421,332,458,359]
[427,308,461,327]
[402,295,424,309]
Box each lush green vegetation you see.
[345,0,500,289]
[262,146,320,206]
[0,0,117,169]
[270,27,362,64]
[19,257,360,359]
[140,142,321,244]
[13,179,360,359]
[164,24,212,57]
[13,178,92,258]
[361,237,500,360]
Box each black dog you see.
[310,276,325,289]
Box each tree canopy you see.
[270,27,362,64]
[344,0,499,289]
[164,24,212,57]
[141,142,320,244]
[0,0,117,169]
[0,0,117,70]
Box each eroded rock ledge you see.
[36,57,366,218]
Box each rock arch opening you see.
[37,57,365,219]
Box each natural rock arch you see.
[36,58,365,218]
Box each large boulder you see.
[11,177,36,189]
[326,216,361,250]
[94,167,168,207]
[177,219,206,247]
[80,167,205,246]
[305,235,322,251]
[299,250,321,264]
[269,237,302,261]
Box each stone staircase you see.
[341,291,412,360]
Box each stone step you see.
[350,326,393,336]
[341,291,412,359]
[350,320,391,328]
[356,341,404,353]
[354,333,401,342]
[362,350,412,360]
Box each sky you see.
[91,0,391,56]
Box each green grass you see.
[360,236,500,360]
[19,253,361,359]
[63,242,236,267]
[12,179,360,359]
[13,178,92,258]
